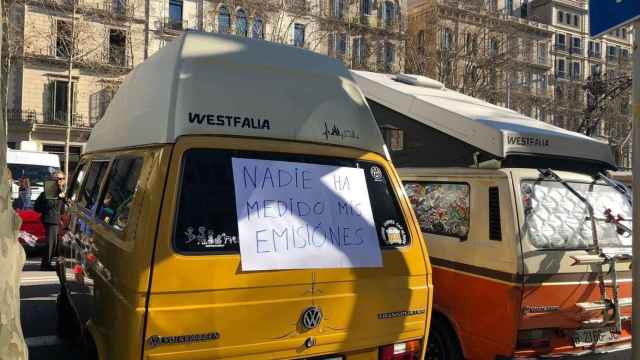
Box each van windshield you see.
[8,164,58,186]
[521,180,632,249]
[174,149,409,254]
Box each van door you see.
[144,138,430,359]
[512,169,632,355]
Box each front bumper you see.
[501,342,631,359]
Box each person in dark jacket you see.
[34,171,65,271]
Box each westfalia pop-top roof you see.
[351,71,616,169]
[86,32,386,155]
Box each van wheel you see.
[426,316,463,360]
[56,290,78,340]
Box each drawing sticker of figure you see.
[207,230,215,245]
[185,227,196,244]
[213,234,223,245]
[197,226,207,245]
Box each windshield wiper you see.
[538,168,600,251]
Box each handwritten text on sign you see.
[231,158,383,271]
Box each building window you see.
[571,61,580,80]
[90,86,117,123]
[608,45,617,60]
[442,28,453,50]
[331,0,345,18]
[218,6,230,33]
[591,64,601,79]
[538,43,546,64]
[352,36,365,67]
[168,0,183,30]
[487,0,497,11]
[556,59,566,78]
[383,1,396,27]
[236,9,247,36]
[622,28,627,39]
[573,14,579,27]
[505,0,513,14]
[384,41,395,71]
[521,0,528,17]
[293,23,305,47]
[336,33,347,58]
[488,37,498,56]
[48,80,77,124]
[361,0,372,15]
[108,29,127,66]
[555,33,566,49]
[417,30,425,53]
[557,10,563,24]
[572,37,581,52]
[252,16,264,39]
[56,20,72,58]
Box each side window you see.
[97,157,144,231]
[69,162,88,202]
[404,182,470,240]
[78,161,109,211]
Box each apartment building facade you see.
[407,0,555,120]
[407,0,633,167]
[529,0,634,167]
[4,0,406,171]
[5,0,146,169]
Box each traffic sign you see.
[590,0,640,38]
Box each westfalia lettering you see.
[188,112,271,130]
[507,136,549,147]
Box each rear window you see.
[8,164,58,186]
[173,149,409,254]
[521,180,632,249]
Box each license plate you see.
[572,328,616,347]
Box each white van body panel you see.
[87,33,386,156]
[7,149,61,200]
[351,71,616,168]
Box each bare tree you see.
[8,0,141,179]
[406,0,552,115]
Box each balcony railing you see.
[157,18,190,33]
[6,109,37,124]
[588,51,601,59]
[570,46,583,55]
[7,109,94,128]
[102,46,132,68]
[102,0,134,18]
[555,43,567,51]
[570,72,582,81]
[556,71,566,79]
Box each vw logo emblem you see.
[300,306,323,330]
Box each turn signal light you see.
[380,340,421,360]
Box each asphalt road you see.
[20,254,82,360]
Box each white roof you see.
[87,33,386,155]
[351,71,616,168]
[6,149,60,168]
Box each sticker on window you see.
[380,219,407,246]
[231,157,383,271]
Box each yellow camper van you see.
[55,33,432,360]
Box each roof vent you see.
[394,73,445,90]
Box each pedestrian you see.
[34,171,65,271]
[18,177,32,209]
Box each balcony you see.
[103,46,132,68]
[556,71,567,79]
[41,112,92,128]
[570,47,583,55]
[157,18,190,34]
[554,43,567,52]
[570,72,582,81]
[588,51,602,59]
[102,0,135,18]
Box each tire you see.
[426,315,463,360]
[56,289,79,340]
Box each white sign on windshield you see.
[232,158,383,271]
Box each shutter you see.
[47,81,56,122]
[489,186,502,241]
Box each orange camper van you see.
[352,71,632,359]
